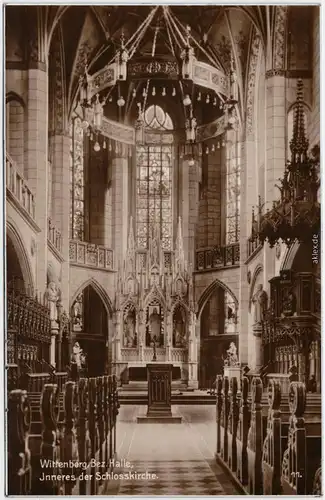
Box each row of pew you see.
[216,375,322,495]
[7,374,119,495]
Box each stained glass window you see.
[70,117,85,240]
[136,105,173,250]
[226,139,240,244]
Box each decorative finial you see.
[289,79,309,163]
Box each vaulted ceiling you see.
[6,5,315,128]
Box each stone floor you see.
[102,405,242,496]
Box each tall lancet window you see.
[226,138,241,244]
[136,105,174,250]
[70,117,85,241]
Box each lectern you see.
[137,364,182,423]
[147,363,172,417]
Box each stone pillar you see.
[180,157,199,268]
[51,133,70,310]
[112,148,129,268]
[187,312,198,389]
[25,68,48,294]
[238,132,250,365]
[264,73,286,284]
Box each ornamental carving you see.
[273,6,288,70]
[246,29,261,137]
[128,60,179,78]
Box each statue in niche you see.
[173,309,186,347]
[148,307,161,345]
[72,294,83,332]
[124,309,136,347]
[224,342,239,367]
[45,281,61,324]
[252,284,268,324]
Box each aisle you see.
[103,406,241,496]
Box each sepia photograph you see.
[4,3,321,496]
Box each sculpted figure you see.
[124,310,136,347]
[148,307,161,343]
[45,281,60,322]
[224,342,239,367]
[252,284,268,324]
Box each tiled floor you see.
[102,405,242,496]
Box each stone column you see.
[112,147,129,269]
[180,157,200,268]
[187,311,198,389]
[25,68,48,294]
[51,133,70,310]
[238,131,250,365]
[264,73,286,284]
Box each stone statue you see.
[252,284,268,324]
[72,295,83,331]
[224,342,239,367]
[124,310,136,347]
[45,281,60,324]
[71,342,86,369]
[148,307,161,343]
[173,313,185,347]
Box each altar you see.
[112,218,198,389]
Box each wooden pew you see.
[7,389,32,495]
[227,377,239,473]
[247,377,263,495]
[262,378,282,494]
[281,381,321,495]
[236,376,250,485]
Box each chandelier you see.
[77,6,239,153]
[256,79,320,248]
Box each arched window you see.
[70,117,85,241]
[226,138,241,244]
[136,105,174,250]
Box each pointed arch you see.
[197,278,238,318]
[6,220,34,293]
[171,297,190,316]
[121,297,138,314]
[70,278,113,316]
[144,285,167,310]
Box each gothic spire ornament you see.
[257,79,320,247]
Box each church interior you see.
[5,4,321,496]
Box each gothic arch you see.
[144,285,167,310]
[197,279,238,319]
[171,297,190,316]
[248,264,263,312]
[6,220,34,293]
[6,91,25,108]
[70,278,113,316]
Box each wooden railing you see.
[6,153,35,221]
[48,218,62,253]
[7,374,119,495]
[195,243,240,271]
[69,240,114,270]
[216,375,322,495]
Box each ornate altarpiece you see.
[112,217,198,388]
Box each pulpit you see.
[137,364,182,423]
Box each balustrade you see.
[48,218,62,253]
[196,243,240,271]
[7,374,120,495]
[6,153,36,221]
[69,240,114,271]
